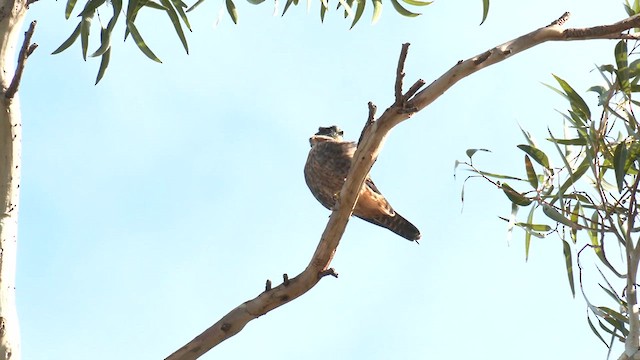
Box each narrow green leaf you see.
[542,204,578,229]
[586,212,625,278]
[501,183,532,206]
[343,0,354,18]
[78,0,107,17]
[160,0,189,53]
[570,202,580,243]
[282,0,295,15]
[587,315,609,347]
[465,148,490,160]
[52,22,82,55]
[186,0,206,11]
[471,170,524,181]
[401,0,431,4]
[95,48,111,85]
[629,58,640,79]
[525,205,536,260]
[246,0,265,4]
[170,0,193,31]
[90,26,111,57]
[517,144,550,169]
[599,307,629,328]
[598,284,623,305]
[107,0,123,33]
[625,0,636,16]
[553,74,592,120]
[524,155,538,189]
[80,15,94,61]
[65,0,78,19]
[144,1,169,9]
[320,0,328,22]
[550,156,590,206]
[546,137,587,146]
[226,0,239,24]
[614,142,628,192]
[371,0,382,24]
[479,0,489,25]
[350,0,366,28]
[615,40,630,95]
[597,317,626,341]
[126,20,162,63]
[562,239,575,297]
[389,0,419,17]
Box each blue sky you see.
[19,0,628,359]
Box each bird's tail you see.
[357,212,421,241]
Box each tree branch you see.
[5,20,36,100]
[166,12,640,360]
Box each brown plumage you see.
[304,126,421,241]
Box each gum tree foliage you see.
[52,0,494,84]
[455,3,640,357]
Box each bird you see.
[304,125,421,241]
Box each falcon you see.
[304,125,421,241]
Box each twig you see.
[357,102,377,146]
[282,273,290,286]
[404,79,426,101]
[367,101,377,123]
[26,0,40,7]
[549,11,570,26]
[318,268,338,279]
[6,21,37,100]
[264,280,271,292]
[394,43,410,105]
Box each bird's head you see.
[309,125,344,147]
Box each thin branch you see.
[411,13,640,111]
[395,43,410,105]
[404,79,426,101]
[319,268,338,279]
[357,102,377,146]
[6,21,37,100]
[167,12,640,360]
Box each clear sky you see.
[19,0,628,359]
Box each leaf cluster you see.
[455,35,640,352]
[52,0,448,84]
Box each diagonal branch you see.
[166,12,640,360]
[5,20,37,100]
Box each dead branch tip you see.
[6,20,37,100]
[550,12,570,27]
[404,79,426,101]
[265,279,272,292]
[395,43,411,105]
[282,273,290,286]
[319,268,338,279]
[357,102,377,145]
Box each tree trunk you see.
[0,2,27,359]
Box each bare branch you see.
[6,21,37,100]
[395,43,410,105]
[319,268,338,279]
[357,102,377,146]
[411,13,640,112]
[404,79,426,101]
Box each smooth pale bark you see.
[0,2,27,359]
